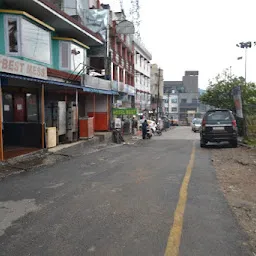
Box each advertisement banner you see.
[232,86,243,118]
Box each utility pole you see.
[156,68,161,124]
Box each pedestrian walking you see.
[142,120,148,139]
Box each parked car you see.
[191,118,202,132]
[200,109,238,148]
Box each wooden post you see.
[107,95,109,130]
[75,89,78,132]
[65,90,67,103]
[41,84,45,149]
[93,93,96,128]
[0,79,4,161]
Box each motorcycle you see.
[146,128,152,139]
[155,124,162,136]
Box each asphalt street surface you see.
[0,127,251,255]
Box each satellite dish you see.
[116,20,135,35]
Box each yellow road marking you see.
[164,143,196,256]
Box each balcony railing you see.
[82,74,111,90]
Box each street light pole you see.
[236,41,255,137]
[244,47,247,86]
[156,68,161,124]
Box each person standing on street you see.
[142,120,148,139]
[132,117,138,135]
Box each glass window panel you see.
[21,18,51,64]
[70,43,84,71]
[6,17,19,53]
[60,41,70,69]
[26,93,38,122]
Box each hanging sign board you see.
[113,108,137,116]
[232,86,243,118]
[114,118,122,129]
[0,55,47,80]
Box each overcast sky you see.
[103,0,256,89]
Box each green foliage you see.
[200,69,256,115]
[246,115,256,138]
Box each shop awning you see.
[0,73,119,95]
[82,87,119,95]
[0,73,83,89]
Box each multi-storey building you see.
[109,11,135,109]
[164,93,179,120]
[164,71,200,123]
[0,0,119,160]
[49,0,135,109]
[133,38,152,113]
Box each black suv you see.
[200,109,238,148]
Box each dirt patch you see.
[0,153,68,181]
[212,146,256,252]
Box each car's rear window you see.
[194,119,202,124]
[205,111,232,124]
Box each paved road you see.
[0,127,251,255]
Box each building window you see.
[21,18,51,64]
[165,108,169,113]
[5,15,20,55]
[26,93,38,122]
[60,42,85,72]
[171,98,178,103]
[171,107,178,112]
[181,99,187,103]
[60,41,70,69]
[5,15,51,63]
[192,98,198,103]
[71,43,84,71]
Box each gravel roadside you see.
[212,146,256,253]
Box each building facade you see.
[109,11,135,109]
[133,38,152,113]
[164,70,199,123]
[0,0,119,160]
[164,93,179,120]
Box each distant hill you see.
[199,88,206,95]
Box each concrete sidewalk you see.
[0,133,141,181]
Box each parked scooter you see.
[146,128,153,139]
[155,124,162,136]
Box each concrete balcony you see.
[82,74,111,91]
[118,82,125,92]
[115,53,120,64]
[112,80,118,91]
[121,58,124,67]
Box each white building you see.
[133,38,152,112]
[164,93,179,120]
